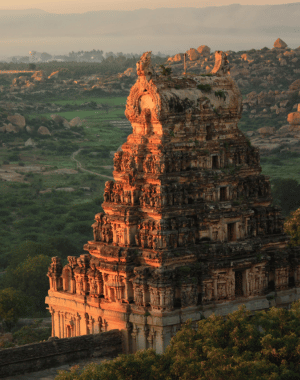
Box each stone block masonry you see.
[46,50,300,354]
[0,329,122,378]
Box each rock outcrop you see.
[37,126,51,135]
[186,48,200,61]
[7,114,26,129]
[69,117,82,127]
[197,45,210,56]
[274,38,288,49]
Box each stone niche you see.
[46,51,300,354]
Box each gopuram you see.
[46,51,300,353]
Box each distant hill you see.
[0,3,300,56]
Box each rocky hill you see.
[165,38,300,155]
[1,37,300,157]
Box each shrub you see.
[197,84,211,92]
[0,288,29,331]
[55,302,300,380]
[215,90,226,100]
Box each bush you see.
[12,320,51,346]
[197,84,211,92]
[55,302,300,380]
[0,288,29,331]
[3,255,52,313]
[271,178,300,216]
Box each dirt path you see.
[71,149,114,180]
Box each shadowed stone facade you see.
[46,51,300,354]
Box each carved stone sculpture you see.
[46,51,299,356]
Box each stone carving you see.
[136,51,154,79]
[47,257,63,291]
[46,51,298,355]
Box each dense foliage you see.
[284,208,300,247]
[55,302,300,380]
[271,178,300,216]
[0,288,29,331]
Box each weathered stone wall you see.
[0,329,122,379]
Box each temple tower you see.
[46,51,300,354]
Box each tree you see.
[55,302,300,380]
[0,288,28,331]
[271,178,300,216]
[28,63,36,70]
[159,65,172,76]
[6,240,59,268]
[3,255,51,314]
[284,207,300,247]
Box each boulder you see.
[51,114,69,128]
[168,53,183,62]
[51,114,64,123]
[37,126,51,135]
[186,48,200,61]
[289,79,300,91]
[279,58,287,66]
[287,112,300,125]
[7,114,25,129]
[63,119,70,128]
[283,50,295,57]
[0,126,6,133]
[197,45,210,56]
[5,123,19,133]
[274,38,288,49]
[26,126,32,133]
[25,138,36,147]
[69,117,82,127]
[257,126,275,135]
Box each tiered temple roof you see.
[46,51,300,353]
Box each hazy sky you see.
[1,0,300,13]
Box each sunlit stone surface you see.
[46,51,300,354]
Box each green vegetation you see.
[0,90,131,328]
[55,302,300,380]
[214,90,226,100]
[0,319,51,348]
[197,84,212,92]
[0,288,29,331]
[159,65,172,76]
[284,208,300,247]
[271,178,300,217]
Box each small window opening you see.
[289,276,295,287]
[220,187,227,202]
[228,222,236,242]
[235,271,243,297]
[212,156,218,169]
[206,125,212,140]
